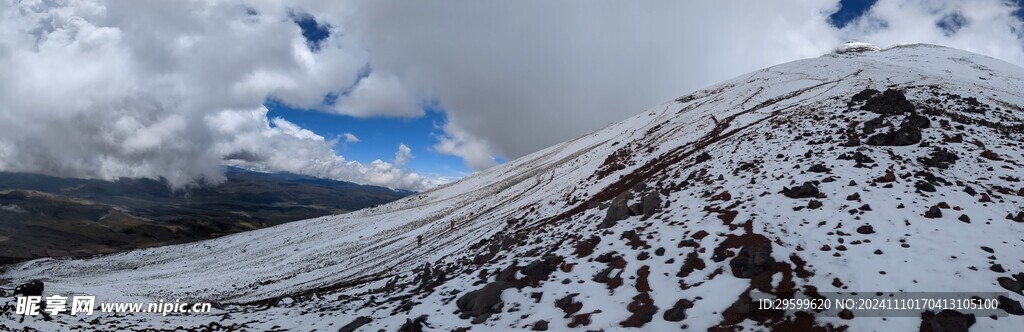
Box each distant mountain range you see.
[0,167,411,263]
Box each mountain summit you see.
[4,44,1024,330]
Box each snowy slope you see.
[3,43,1024,331]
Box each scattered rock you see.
[13,280,44,297]
[729,241,775,279]
[877,170,897,183]
[574,236,601,258]
[856,225,875,234]
[920,148,960,169]
[916,181,937,192]
[904,113,931,129]
[457,281,514,323]
[861,89,915,115]
[628,203,643,216]
[522,256,562,285]
[807,200,823,209]
[782,182,820,199]
[555,294,583,318]
[663,299,694,322]
[867,124,921,146]
[998,273,1024,295]
[621,293,658,328]
[531,320,549,331]
[694,152,712,163]
[600,192,633,228]
[924,205,943,219]
[641,192,661,217]
[862,116,886,134]
[998,296,1024,316]
[339,317,373,332]
[398,315,429,332]
[850,88,880,103]
[919,310,975,332]
[980,150,1001,161]
[808,164,831,173]
[958,215,970,223]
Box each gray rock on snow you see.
[456,281,515,323]
[599,192,633,228]
[641,192,661,217]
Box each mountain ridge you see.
[3,43,1024,330]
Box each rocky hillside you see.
[2,43,1023,331]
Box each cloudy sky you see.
[1,0,1022,191]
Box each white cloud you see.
[842,0,1024,66]
[272,117,325,142]
[344,1,844,167]
[342,132,360,143]
[394,143,413,166]
[343,0,1024,170]
[211,107,435,191]
[0,0,437,190]
[433,122,498,170]
[332,73,423,118]
[2,0,1023,187]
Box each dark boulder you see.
[628,203,643,216]
[522,256,561,285]
[807,164,830,173]
[924,205,943,219]
[916,181,937,192]
[599,192,632,228]
[919,148,960,169]
[13,280,44,297]
[621,293,658,328]
[457,281,515,323]
[729,242,775,279]
[904,113,931,129]
[640,192,661,217]
[531,320,549,331]
[397,315,429,332]
[866,125,921,146]
[663,299,693,322]
[861,89,915,115]
[919,310,975,332]
[862,116,886,134]
[782,182,819,199]
[850,88,880,103]
[856,225,874,234]
[339,316,373,332]
[998,273,1024,295]
[998,296,1024,316]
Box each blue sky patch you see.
[265,100,473,179]
[936,12,969,36]
[292,13,331,52]
[828,0,877,29]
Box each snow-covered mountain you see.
[3,43,1024,331]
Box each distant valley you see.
[0,168,411,264]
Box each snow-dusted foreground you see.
[3,44,1024,331]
